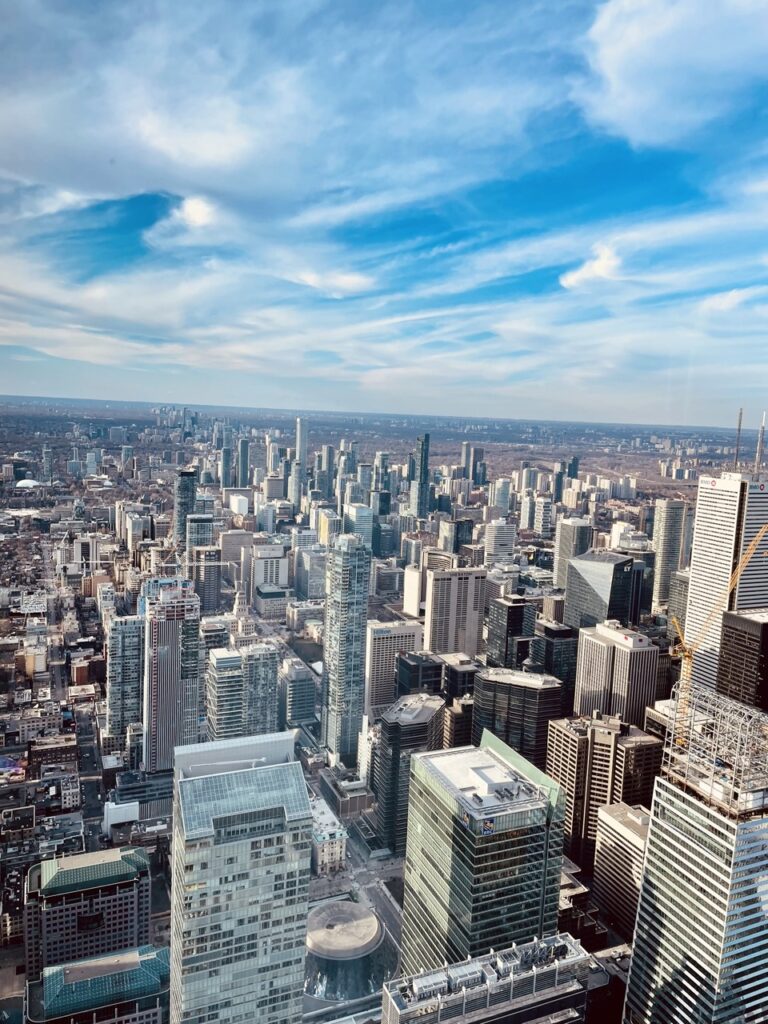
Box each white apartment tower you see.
[574,620,658,728]
[484,519,517,564]
[364,619,424,719]
[684,472,768,689]
[206,642,279,741]
[170,734,312,1024]
[142,578,200,773]
[553,517,593,589]
[651,498,687,611]
[624,688,768,1022]
[321,534,371,767]
[424,567,487,659]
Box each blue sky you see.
[1,0,768,425]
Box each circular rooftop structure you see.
[306,902,382,960]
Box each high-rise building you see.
[142,578,200,773]
[219,445,232,489]
[184,514,214,567]
[651,499,687,611]
[188,545,221,614]
[593,803,649,941]
[24,848,151,980]
[666,568,690,641]
[237,437,250,487]
[553,517,592,590]
[424,567,486,659]
[625,688,768,1023]
[564,550,634,631]
[343,502,373,548]
[574,620,659,728]
[279,655,316,728]
[410,433,430,519]
[206,642,279,740]
[374,692,444,855]
[105,615,145,748]
[295,417,308,478]
[365,620,423,720]
[170,734,312,1024]
[531,619,578,713]
[401,732,563,976]
[396,650,444,698]
[717,607,768,710]
[546,714,661,868]
[471,668,562,769]
[486,595,536,669]
[383,934,598,1024]
[534,495,553,537]
[173,468,197,550]
[684,472,768,689]
[321,534,371,767]
[484,519,516,564]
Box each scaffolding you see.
[664,684,768,820]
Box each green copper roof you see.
[34,946,169,1019]
[38,847,149,896]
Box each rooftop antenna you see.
[754,411,766,475]
[734,407,743,469]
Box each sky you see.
[1,0,768,427]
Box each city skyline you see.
[2,2,768,424]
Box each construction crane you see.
[670,521,768,747]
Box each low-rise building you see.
[310,796,348,875]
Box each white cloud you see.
[291,269,374,297]
[175,196,217,228]
[560,243,620,289]
[579,0,768,146]
[699,285,768,313]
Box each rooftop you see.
[31,847,149,896]
[476,667,561,690]
[306,903,382,961]
[597,802,650,844]
[723,606,768,625]
[382,692,445,726]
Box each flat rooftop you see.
[382,692,444,726]
[415,745,546,820]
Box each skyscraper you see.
[553,517,593,589]
[471,668,562,769]
[410,433,430,518]
[401,732,563,976]
[624,688,768,1023]
[563,550,634,631]
[219,445,232,489]
[574,620,659,728]
[684,472,768,689]
[321,534,371,767]
[170,734,312,1024]
[650,499,687,611]
[365,619,423,720]
[486,595,536,669]
[593,803,650,941]
[173,468,197,550]
[484,519,517,564]
[666,568,690,641]
[424,567,486,659]
[105,615,145,748]
[206,642,279,740]
[374,692,444,855]
[142,578,200,773]
[717,607,768,710]
[237,436,250,487]
[295,417,308,477]
[188,545,221,614]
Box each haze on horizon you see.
[1,1,767,427]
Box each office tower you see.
[442,694,474,748]
[438,651,480,699]
[564,550,634,631]
[519,491,536,529]
[383,935,598,1024]
[410,433,430,518]
[666,568,690,641]
[553,517,593,589]
[531,620,578,713]
[373,450,391,491]
[236,436,250,487]
[534,495,553,537]
[170,734,312,1024]
[546,714,661,867]
[592,803,650,941]
[460,440,472,479]
[206,642,279,740]
[567,455,580,480]
[374,692,444,855]
[343,502,374,547]
[716,608,768,710]
[279,655,316,728]
[486,595,536,669]
[401,733,563,976]
[188,545,221,614]
[24,848,151,980]
[321,534,371,767]
[41,445,52,483]
[287,460,301,508]
[365,620,424,720]
[105,615,145,747]
[295,544,327,601]
[625,689,768,1023]
[471,668,562,769]
[219,444,232,489]
[316,506,342,546]
[173,468,197,549]
[488,476,511,513]
[484,518,516,564]
[470,446,485,485]
[650,499,686,611]
[142,579,200,773]
[396,650,444,698]
[684,471,768,689]
[424,567,486,658]
[574,621,659,728]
